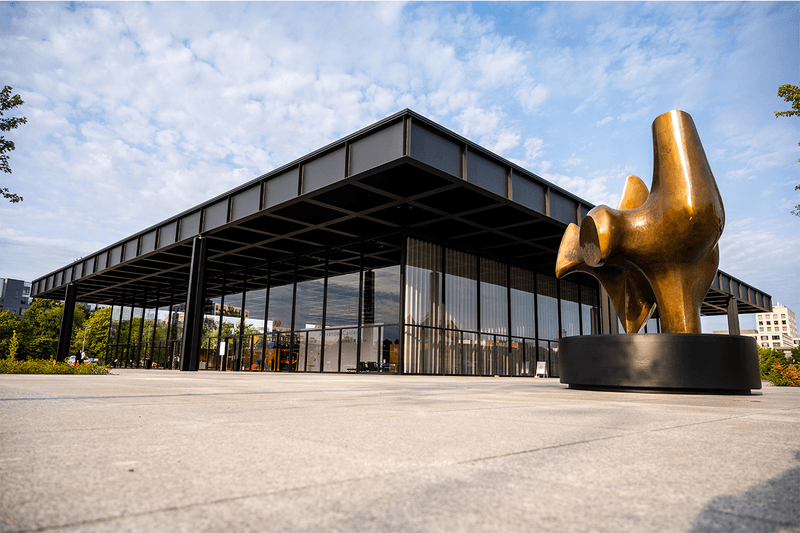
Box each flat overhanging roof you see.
[31,109,771,315]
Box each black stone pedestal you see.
[559,334,761,393]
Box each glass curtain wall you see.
[361,262,400,373]
[537,273,560,377]
[480,257,508,375]
[325,271,361,372]
[201,294,223,370]
[444,248,477,375]
[267,260,296,372]
[295,276,325,372]
[111,233,600,377]
[510,267,536,376]
[242,279,267,372]
[404,238,442,374]
[560,279,581,338]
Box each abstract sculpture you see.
[555,110,760,393]
[556,110,723,334]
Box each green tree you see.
[774,83,800,216]
[0,311,27,358]
[75,307,112,361]
[1,85,27,203]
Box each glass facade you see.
[102,234,601,378]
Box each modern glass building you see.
[31,110,771,376]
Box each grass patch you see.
[0,357,109,375]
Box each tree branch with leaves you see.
[774,83,799,217]
[1,85,27,203]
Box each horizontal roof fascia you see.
[31,109,594,300]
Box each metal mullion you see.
[216,274,226,371]
[507,262,512,376]
[136,292,147,366]
[440,243,446,375]
[533,272,539,371]
[356,244,364,373]
[398,231,407,375]
[166,286,175,369]
[262,267,272,372]
[151,289,160,366]
[290,258,298,372]
[237,270,248,372]
[476,253,482,375]
[125,295,135,368]
[114,294,125,363]
[337,329,343,373]
[557,278,563,339]
[320,252,329,373]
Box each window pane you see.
[537,273,559,340]
[510,267,536,339]
[559,279,581,338]
[405,238,441,328]
[480,257,507,335]
[445,248,476,332]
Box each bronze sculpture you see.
[556,110,724,334]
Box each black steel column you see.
[727,298,741,336]
[180,237,208,371]
[56,283,78,362]
[105,302,115,365]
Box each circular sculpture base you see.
[559,334,761,393]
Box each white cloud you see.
[0,2,797,316]
[516,84,548,113]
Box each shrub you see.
[769,363,800,387]
[759,346,800,386]
[0,357,109,375]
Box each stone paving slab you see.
[1,370,798,532]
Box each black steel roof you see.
[30,109,771,315]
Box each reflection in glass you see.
[510,267,536,339]
[537,273,559,341]
[580,284,599,335]
[559,279,581,338]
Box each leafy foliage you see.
[0,302,104,361]
[0,85,27,202]
[774,83,800,216]
[0,356,109,375]
[758,346,800,386]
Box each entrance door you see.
[220,336,240,371]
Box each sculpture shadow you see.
[690,450,800,532]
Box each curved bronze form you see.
[556,175,657,333]
[556,110,724,334]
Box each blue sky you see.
[1,1,798,331]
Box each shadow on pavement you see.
[691,450,800,532]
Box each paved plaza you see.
[1,370,799,532]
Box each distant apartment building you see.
[747,303,799,351]
[0,278,33,316]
